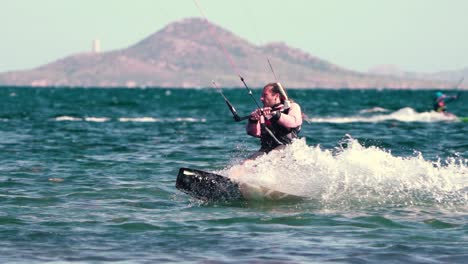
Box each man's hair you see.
[265,82,294,103]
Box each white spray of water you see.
[225,137,467,208]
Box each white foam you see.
[225,137,467,208]
[117,117,207,123]
[308,107,459,123]
[118,117,160,122]
[54,116,82,121]
[174,117,206,122]
[52,116,207,123]
[84,117,110,122]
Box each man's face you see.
[260,86,279,107]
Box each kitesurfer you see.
[246,82,302,159]
[433,91,458,113]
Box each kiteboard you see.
[176,168,306,202]
[458,116,468,122]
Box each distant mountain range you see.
[0,17,466,89]
[368,64,468,83]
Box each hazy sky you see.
[2,0,468,73]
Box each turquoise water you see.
[0,87,467,263]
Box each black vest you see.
[260,108,301,152]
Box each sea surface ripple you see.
[0,87,467,263]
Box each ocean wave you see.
[118,117,160,122]
[52,116,206,123]
[359,107,389,113]
[53,116,111,122]
[84,117,110,122]
[308,107,459,123]
[54,116,83,121]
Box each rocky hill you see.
[0,18,465,89]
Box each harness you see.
[260,107,301,152]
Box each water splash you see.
[225,137,467,209]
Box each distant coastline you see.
[0,18,466,90]
[1,85,465,91]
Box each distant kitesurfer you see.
[433,91,458,113]
[246,82,302,159]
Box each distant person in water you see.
[246,82,302,159]
[433,91,458,113]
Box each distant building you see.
[92,39,101,53]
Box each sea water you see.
[0,87,466,263]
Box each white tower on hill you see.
[92,39,101,53]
